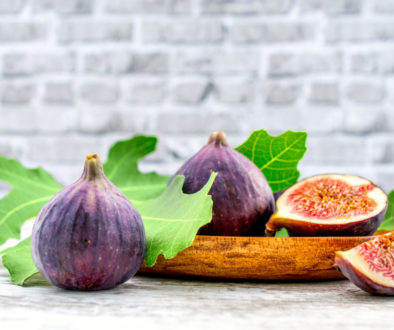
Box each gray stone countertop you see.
[0,267,393,330]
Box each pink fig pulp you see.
[335,232,394,295]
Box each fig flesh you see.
[266,174,387,237]
[335,231,394,295]
[170,131,275,236]
[31,154,146,291]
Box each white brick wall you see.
[0,0,393,193]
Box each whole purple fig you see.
[31,154,146,291]
[171,131,275,236]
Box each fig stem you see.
[83,154,104,181]
[208,131,228,147]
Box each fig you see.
[31,154,146,291]
[266,174,387,237]
[170,131,275,236]
[335,231,394,295]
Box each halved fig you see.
[335,232,394,295]
[265,174,387,237]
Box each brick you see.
[174,49,259,75]
[0,136,28,160]
[0,83,35,104]
[264,82,301,105]
[230,22,315,43]
[0,0,24,14]
[83,52,133,75]
[0,23,46,42]
[350,53,378,74]
[156,112,242,134]
[346,82,385,103]
[268,52,342,77]
[43,82,74,105]
[2,54,32,76]
[35,107,78,133]
[375,0,394,13]
[78,107,119,133]
[32,0,93,14]
[367,136,394,164]
[106,0,191,14]
[125,81,166,104]
[251,107,342,133]
[344,107,386,133]
[301,107,343,133]
[83,52,132,74]
[143,20,224,44]
[114,109,153,132]
[25,135,101,163]
[58,22,133,43]
[84,52,169,74]
[308,82,339,105]
[173,80,211,104]
[3,52,76,77]
[303,135,367,164]
[300,0,361,14]
[213,80,254,104]
[0,107,37,133]
[2,52,76,76]
[326,21,394,43]
[133,53,169,74]
[384,108,394,132]
[79,81,119,104]
[375,167,394,193]
[201,0,293,15]
[350,52,394,75]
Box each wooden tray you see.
[138,235,379,281]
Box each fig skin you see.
[170,131,275,236]
[266,213,385,237]
[31,154,146,291]
[335,232,394,295]
[266,174,388,237]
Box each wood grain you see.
[139,235,377,280]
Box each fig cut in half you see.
[335,231,394,295]
[266,174,387,237]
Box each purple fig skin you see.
[266,209,386,237]
[335,253,394,295]
[170,131,275,236]
[31,154,146,291]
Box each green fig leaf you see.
[236,130,307,193]
[0,174,216,284]
[0,156,62,246]
[378,191,394,230]
[140,173,216,266]
[104,135,171,203]
[0,238,38,285]
[274,228,289,237]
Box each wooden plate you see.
[138,234,381,281]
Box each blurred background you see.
[0,0,393,194]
